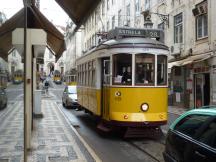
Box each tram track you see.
[126,139,165,162]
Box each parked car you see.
[163,106,216,162]
[62,85,79,108]
[0,87,7,109]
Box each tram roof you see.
[77,37,169,64]
[97,37,169,51]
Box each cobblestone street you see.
[0,101,24,162]
[0,98,100,162]
[28,99,97,162]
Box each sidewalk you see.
[28,98,101,162]
[168,106,188,115]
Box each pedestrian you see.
[44,80,49,95]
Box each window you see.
[113,54,132,85]
[49,51,53,59]
[174,114,210,138]
[174,66,181,76]
[135,0,140,15]
[145,0,150,10]
[157,55,167,85]
[12,50,16,57]
[135,54,155,85]
[112,16,115,29]
[126,4,130,26]
[85,63,88,85]
[158,22,165,30]
[88,62,92,86]
[196,14,208,39]
[174,13,183,43]
[107,0,109,10]
[118,10,122,26]
[103,60,110,84]
[102,2,105,15]
[92,61,96,87]
[198,119,216,148]
[107,21,110,31]
[68,86,77,94]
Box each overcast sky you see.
[0,0,70,27]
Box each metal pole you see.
[23,2,27,162]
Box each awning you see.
[168,53,212,69]
[0,6,65,61]
[55,0,101,29]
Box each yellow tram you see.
[13,70,23,84]
[0,71,7,88]
[53,70,62,84]
[65,70,77,86]
[76,27,169,137]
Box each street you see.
[0,81,182,162]
[49,81,177,162]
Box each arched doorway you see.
[47,62,55,76]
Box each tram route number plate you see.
[108,27,161,39]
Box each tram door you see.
[101,58,110,119]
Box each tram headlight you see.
[141,103,149,112]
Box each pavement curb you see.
[55,102,102,162]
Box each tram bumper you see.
[109,112,167,127]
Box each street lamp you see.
[144,15,153,29]
[142,10,169,28]
[142,10,153,29]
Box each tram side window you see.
[113,54,132,85]
[135,54,155,85]
[88,62,92,86]
[157,55,167,85]
[103,60,110,84]
[92,61,96,87]
[81,64,84,85]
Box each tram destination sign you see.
[107,27,163,40]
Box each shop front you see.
[169,53,214,109]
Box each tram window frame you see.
[157,55,167,86]
[81,64,84,85]
[135,53,155,86]
[88,62,92,86]
[112,53,132,85]
[78,66,80,85]
[92,60,96,87]
[77,66,80,84]
[103,60,110,85]
[85,63,88,86]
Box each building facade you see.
[42,48,66,76]
[64,23,83,73]
[65,0,215,109]
[141,0,215,108]
[0,11,8,79]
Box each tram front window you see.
[157,55,167,85]
[113,54,132,85]
[135,54,155,85]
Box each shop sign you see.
[193,66,209,73]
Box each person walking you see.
[44,80,49,95]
